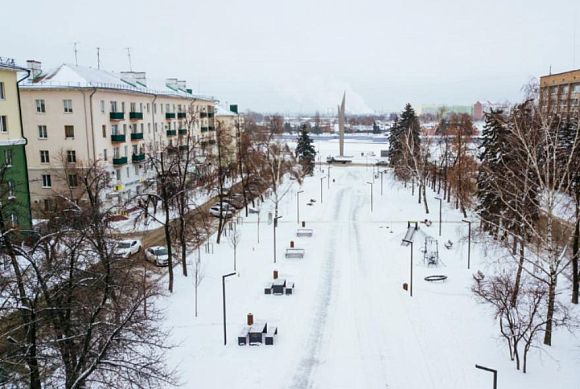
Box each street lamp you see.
[366,181,373,212]
[402,239,414,297]
[462,219,472,270]
[379,171,384,196]
[222,272,236,345]
[273,215,283,263]
[475,364,497,389]
[320,176,326,203]
[327,166,332,189]
[296,190,304,224]
[435,197,443,236]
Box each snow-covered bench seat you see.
[296,228,313,237]
[285,248,305,259]
[238,327,249,346]
[264,326,278,345]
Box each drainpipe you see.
[151,94,158,153]
[87,88,97,161]
[16,68,33,231]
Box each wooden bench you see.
[264,283,273,294]
[285,281,295,295]
[238,327,249,346]
[285,248,305,259]
[264,326,278,345]
[296,228,313,237]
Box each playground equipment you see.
[422,237,439,266]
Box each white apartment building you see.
[20,61,217,212]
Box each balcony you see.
[177,112,187,119]
[208,112,215,118]
[200,112,208,118]
[111,134,126,142]
[208,126,215,131]
[178,128,187,135]
[208,139,216,145]
[130,132,144,140]
[132,153,145,162]
[165,112,176,119]
[113,156,128,165]
[129,111,143,120]
[201,126,209,132]
[166,129,177,136]
[179,145,189,151]
[110,112,124,120]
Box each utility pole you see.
[96,47,101,69]
[73,42,79,66]
[126,47,133,71]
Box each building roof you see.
[21,63,215,102]
[0,57,27,72]
[215,104,237,117]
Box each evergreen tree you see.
[387,103,420,180]
[295,125,316,175]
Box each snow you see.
[155,140,579,389]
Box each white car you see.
[209,202,234,218]
[145,246,170,267]
[114,239,142,258]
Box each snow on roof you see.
[215,105,237,117]
[22,63,215,102]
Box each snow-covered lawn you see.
[157,158,579,388]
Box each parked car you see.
[114,239,142,258]
[209,202,235,218]
[375,160,389,166]
[145,246,170,266]
[224,193,246,209]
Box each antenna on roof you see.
[73,42,79,66]
[549,65,552,75]
[125,47,133,71]
[96,47,101,69]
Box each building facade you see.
[0,57,32,231]
[539,68,580,117]
[20,62,217,213]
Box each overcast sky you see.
[2,0,579,114]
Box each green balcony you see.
[201,126,209,132]
[208,112,215,118]
[200,112,208,118]
[132,153,145,162]
[129,112,143,119]
[165,112,176,119]
[177,112,186,119]
[130,132,144,140]
[113,156,128,165]
[111,134,126,142]
[208,126,215,131]
[179,145,189,151]
[110,112,124,120]
[166,129,177,136]
[178,128,187,135]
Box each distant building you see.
[418,104,473,118]
[473,101,483,121]
[0,57,32,232]
[19,61,216,212]
[539,68,580,117]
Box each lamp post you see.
[327,166,331,189]
[273,215,282,263]
[320,176,326,203]
[462,219,472,269]
[435,196,442,236]
[402,239,414,297]
[296,190,304,224]
[475,364,497,389]
[379,171,384,196]
[366,181,373,212]
[222,272,236,345]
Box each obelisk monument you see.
[338,92,345,157]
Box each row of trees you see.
[0,104,304,386]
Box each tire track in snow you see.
[289,185,347,389]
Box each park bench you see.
[296,228,313,237]
[238,327,249,345]
[285,248,305,259]
[264,326,278,345]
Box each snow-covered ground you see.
[157,142,579,389]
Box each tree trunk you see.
[511,240,525,307]
[543,270,557,346]
[164,206,174,293]
[572,191,579,304]
[180,214,188,277]
[422,183,429,214]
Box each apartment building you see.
[0,57,32,231]
[215,104,242,162]
[20,61,217,212]
[539,68,580,117]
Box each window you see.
[124,145,128,157]
[147,103,150,113]
[154,123,158,133]
[0,116,7,132]
[4,150,12,166]
[126,167,130,178]
[132,145,138,155]
[130,102,136,112]
[148,123,151,133]
[134,164,139,175]
[7,180,15,199]
[140,103,143,112]
[40,150,49,163]
[43,199,51,211]
[0,82,4,99]
[110,101,118,112]
[153,103,157,114]
[38,125,47,139]
[161,104,164,113]
[166,104,170,112]
[140,123,144,132]
[102,125,106,138]
[103,149,108,161]
[112,124,119,135]
[35,99,46,113]
[63,99,73,113]
[65,125,74,138]
[113,147,120,159]
[42,174,52,188]
[121,102,125,112]
[68,174,78,187]
[67,150,76,163]
[115,169,121,181]
[100,100,105,113]
[574,84,580,93]
[122,124,127,134]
